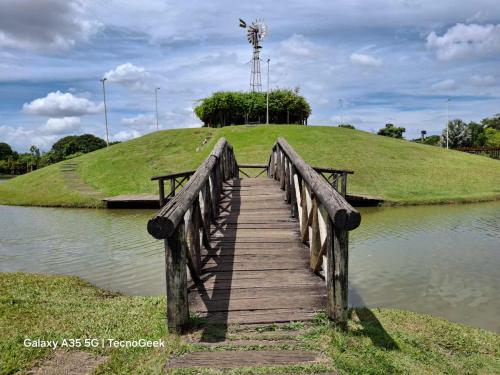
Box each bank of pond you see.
[0,201,498,333]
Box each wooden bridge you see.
[147,138,361,333]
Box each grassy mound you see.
[1,125,499,207]
[1,273,498,374]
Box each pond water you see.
[0,202,498,332]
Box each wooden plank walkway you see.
[188,178,326,324]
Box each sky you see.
[0,0,499,151]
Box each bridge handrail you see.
[270,138,360,231]
[268,137,360,328]
[147,138,238,331]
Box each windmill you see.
[239,18,268,92]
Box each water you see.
[0,202,498,332]
[0,206,165,296]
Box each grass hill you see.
[0,125,499,207]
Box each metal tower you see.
[240,19,268,92]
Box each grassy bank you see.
[0,125,499,207]
[1,273,498,374]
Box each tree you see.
[481,114,500,131]
[468,122,487,147]
[377,123,405,139]
[194,89,311,127]
[50,134,106,161]
[440,119,471,148]
[0,142,14,161]
[338,124,355,129]
[485,128,500,147]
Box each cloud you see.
[112,129,142,142]
[280,34,317,58]
[431,79,458,91]
[40,117,81,135]
[0,0,101,50]
[350,53,383,67]
[121,113,155,127]
[469,74,496,87]
[0,125,59,151]
[426,23,500,60]
[23,91,102,117]
[103,63,151,91]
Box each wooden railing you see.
[455,146,500,160]
[151,170,195,207]
[147,138,238,332]
[268,138,361,329]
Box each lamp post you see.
[155,87,160,131]
[446,98,450,149]
[266,58,270,124]
[100,78,109,147]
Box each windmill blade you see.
[239,18,246,28]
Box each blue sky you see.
[0,0,499,151]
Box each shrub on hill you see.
[194,89,311,127]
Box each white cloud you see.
[0,125,58,151]
[0,0,101,50]
[103,63,150,91]
[23,91,102,117]
[112,129,142,142]
[426,23,500,60]
[280,34,316,58]
[431,79,457,91]
[40,117,81,135]
[121,113,154,127]
[469,74,496,87]
[350,53,383,67]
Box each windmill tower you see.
[239,18,268,92]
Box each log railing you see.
[268,137,361,329]
[151,170,195,207]
[147,138,238,332]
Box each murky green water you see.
[0,202,498,332]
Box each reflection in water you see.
[0,201,499,332]
[350,201,500,332]
[0,206,165,296]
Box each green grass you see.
[1,273,498,374]
[1,125,499,207]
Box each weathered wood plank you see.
[166,350,319,369]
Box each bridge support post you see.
[164,223,189,333]
[326,219,349,330]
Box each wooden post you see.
[164,222,189,333]
[170,177,176,198]
[159,178,165,207]
[341,172,347,198]
[290,165,298,218]
[326,219,348,330]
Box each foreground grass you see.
[1,273,498,374]
[0,125,499,207]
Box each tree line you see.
[340,114,500,149]
[194,88,311,127]
[0,134,111,175]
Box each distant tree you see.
[441,119,471,148]
[194,89,311,127]
[51,134,106,161]
[0,142,14,160]
[423,135,441,146]
[468,122,487,147]
[338,124,355,129]
[481,114,500,131]
[377,123,406,139]
[484,128,500,147]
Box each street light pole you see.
[155,87,160,131]
[266,58,270,125]
[100,78,109,148]
[446,98,450,149]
